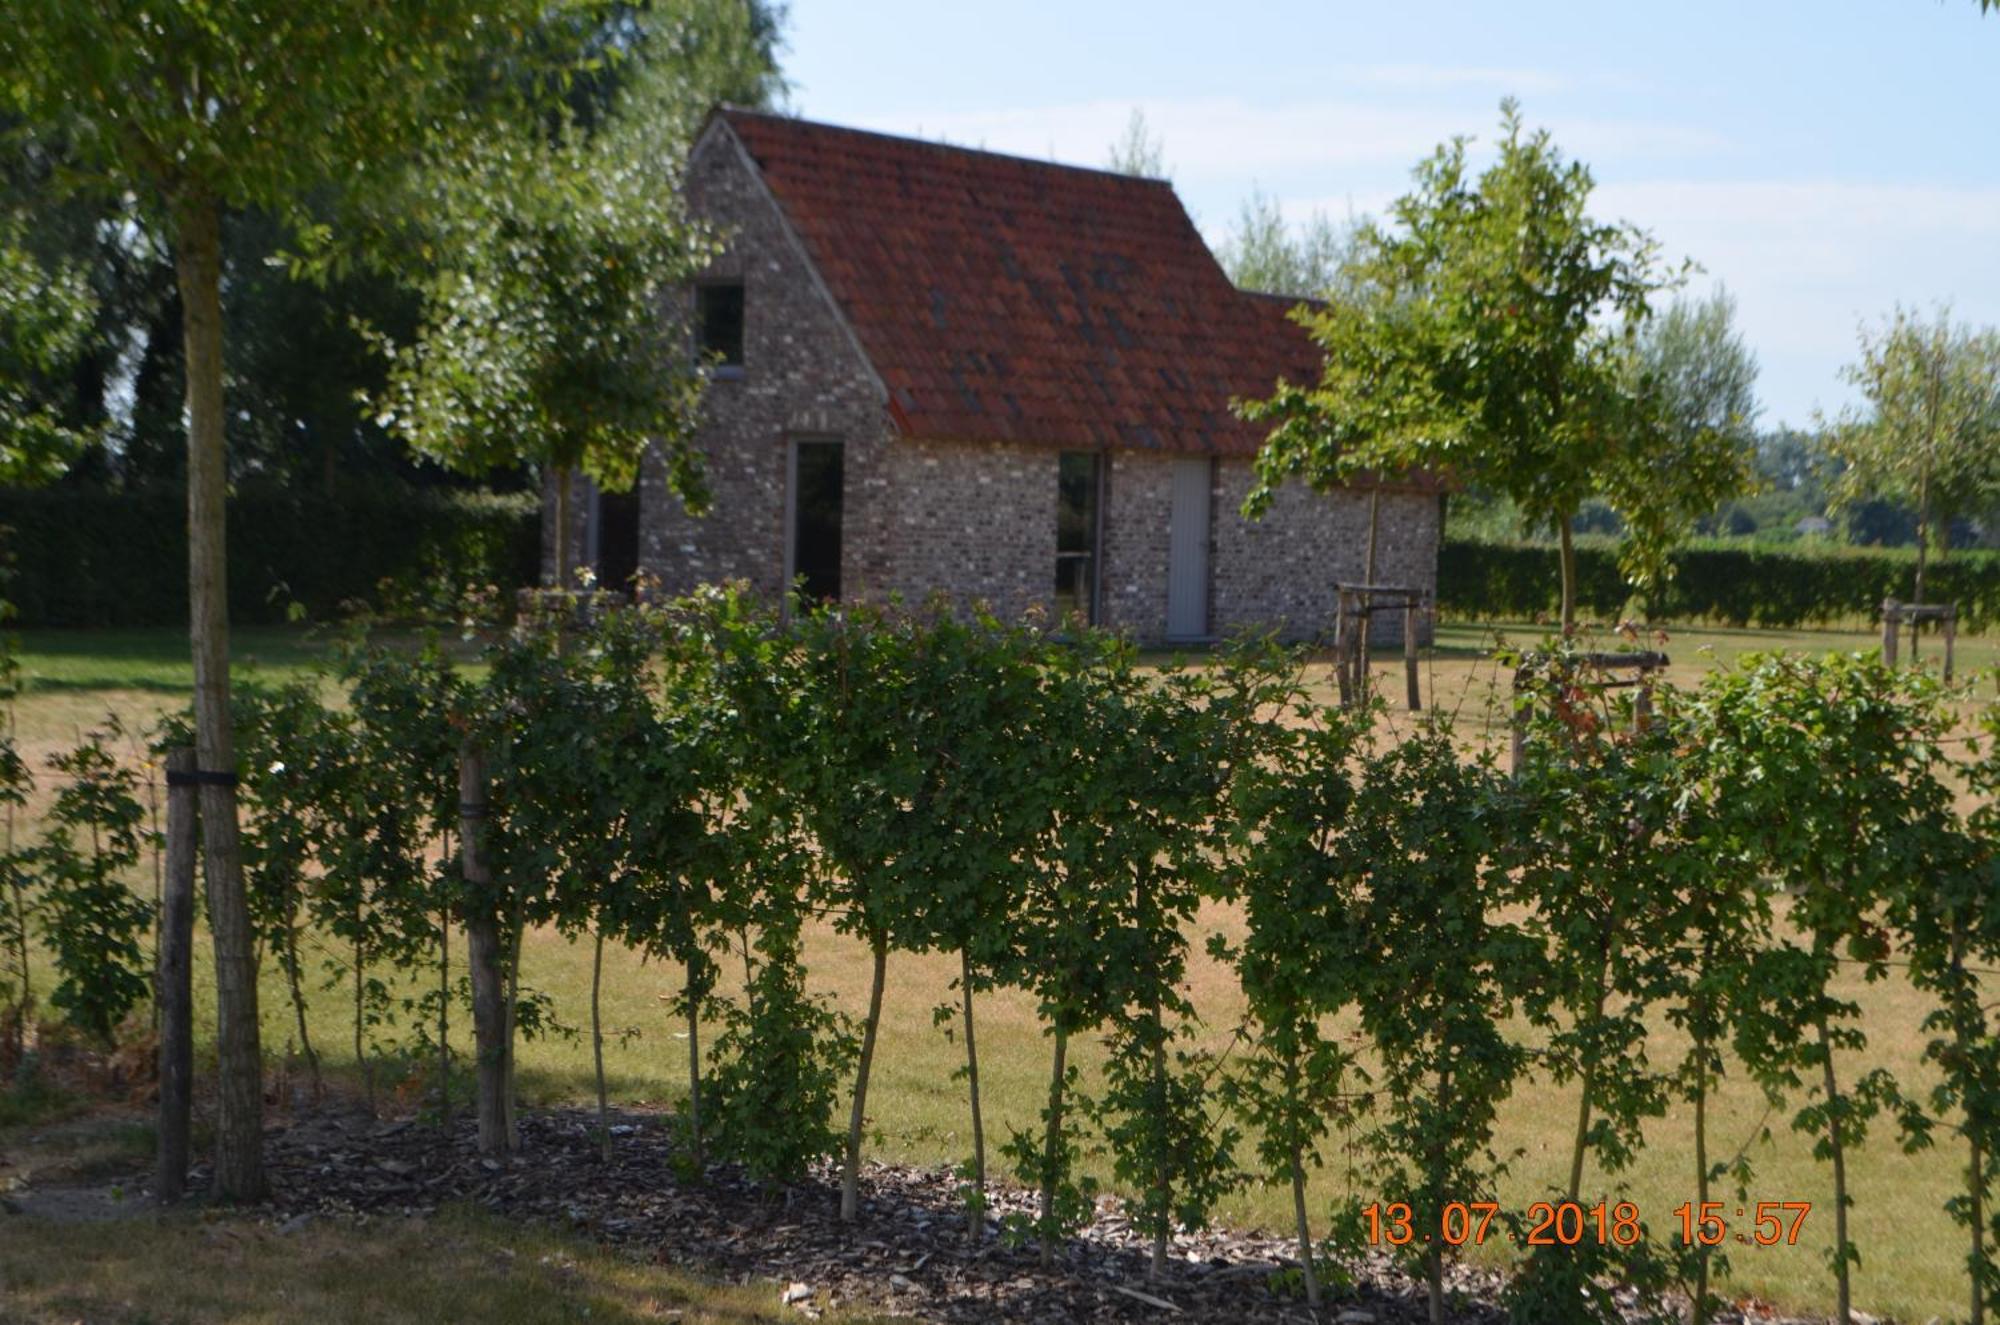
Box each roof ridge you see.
[714,104,1179,189]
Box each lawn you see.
[5,619,1992,1322]
[0,1200,890,1324]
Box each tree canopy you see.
[1821,305,2000,603]
[1239,100,1749,630]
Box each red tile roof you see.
[716,109,1321,457]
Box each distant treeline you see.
[0,484,538,627]
[1441,537,2000,630]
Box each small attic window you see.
[697,281,745,372]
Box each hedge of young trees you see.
[2,592,1996,1325]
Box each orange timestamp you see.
[1361,1199,1812,1248]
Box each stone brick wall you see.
[1211,461,1439,644]
[637,122,895,602]
[874,436,1055,621]
[622,118,1441,645]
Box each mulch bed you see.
[192,1105,1836,1325]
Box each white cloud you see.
[1597,178,2000,422]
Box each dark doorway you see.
[1055,450,1102,626]
[790,440,844,605]
[597,488,639,593]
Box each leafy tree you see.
[680,587,857,1185]
[37,723,152,1045]
[0,216,96,483]
[0,0,570,1200]
[1895,704,2000,1325]
[1215,677,1369,1310]
[890,606,1051,1238]
[1700,653,1952,1325]
[1822,306,2000,608]
[369,2,784,587]
[1216,188,1354,299]
[1242,101,1748,631]
[1339,726,1534,1325]
[1104,108,1168,178]
[1633,287,1760,452]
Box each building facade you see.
[558,109,1439,644]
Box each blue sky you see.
[779,1,1998,429]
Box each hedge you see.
[1440,536,2000,630]
[0,483,539,627]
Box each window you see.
[696,281,745,371]
[789,440,844,605]
[1055,451,1101,626]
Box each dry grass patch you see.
[0,1204,893,1325]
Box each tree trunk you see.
[283,919,319,1103]
[176,190,266,1202]
[1971,1132,1986,1325]
[1149,1002,1171,1280]
[438,891,451,1131]
[1427,1061,1452,1325]
[552,464,573,590]
[1693,1051,1711,1325]
[1558,517,1579,636]
[684,962,704,1169]
[961,949,986,1242]
[1566,962,1610,1203]
[592,929,609,1160]
[841,934,889,1221]
[154,747,197,1203]
[1285,1040,1322,1311]
[459,744,512,1157]
[354,926,372,1113]
[1816,1014,1853,1325]
[503,917,523,1147]
[1040,1026,1070,1271]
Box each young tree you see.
[1217,680,1369,1311]
[1216,188,1354,300]
[371,3,785,587]
[0,216,96,483]
[1104,108,1169,178]
[1339,726,1536,1325]
[1702,653,1951,1325]
[1,0,561,1199]
[1240,101,1749,631]
[1822,306,2000,609]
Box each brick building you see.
[553,108,1439,644]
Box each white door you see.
[1166,457,1211,640]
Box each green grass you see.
[0,1202,893,1324]
[5,621,1993,1323]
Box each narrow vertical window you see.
[696,281,745,370]
[790,440,844,605]
[1055,450,1101,626]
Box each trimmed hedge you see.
[0,483,539,627]
[1440,536,2000,630]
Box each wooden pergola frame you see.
[1332,583,1432,711]
[1879,599,1957,681]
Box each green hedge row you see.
[1440,537,2000,630]
[0,484,539,627]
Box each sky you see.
[777,0,1998,430]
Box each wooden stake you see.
[154,748,197,1204]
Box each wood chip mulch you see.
[189,1105,1845,1325]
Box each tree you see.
[1241,101,1749,632]
[1634,286,1760,456]
[1104,108,1168,178]
[370,1,786,586]
[1216,188,1354,300]
[0,216,96,483]
[1822,306,2000,609]
[0,0,583,1201]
